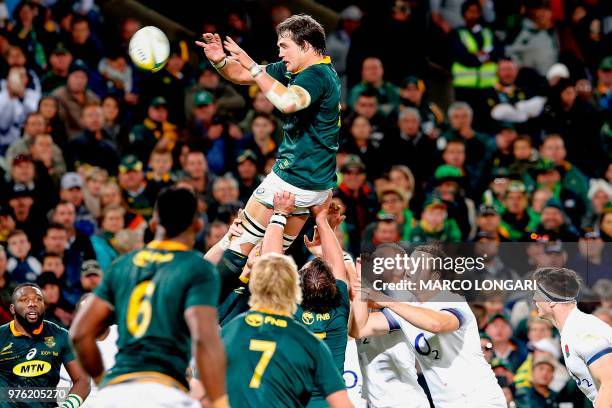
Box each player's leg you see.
[283,214,309,251]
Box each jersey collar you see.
[147,240,190,251]
[251,307,292,317]
[293,56,331,74]
[10,320,44,337]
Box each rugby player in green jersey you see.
[70,187,228,408]
[196,14,342,281]
[222,252,352,408]
[0,283,90,408]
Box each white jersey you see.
[357,330,429,408]
[387,291,505,408]
[560,307,612,402]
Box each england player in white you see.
[533,267,612,407]
[351,244,505,408]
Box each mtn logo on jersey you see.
[13,360,52,377]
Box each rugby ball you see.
[128,26,170,72]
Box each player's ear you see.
[9,303,15,316]
[149,216,158,234]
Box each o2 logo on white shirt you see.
[414,333,440,360]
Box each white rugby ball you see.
[128,26,170,72]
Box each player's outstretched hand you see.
[310,191,332,220]
[273,191,296,216]
[228,211,244,238]
[195,33,226,64]
[303,226,322,257]
[327,201,346,230]
[223,36,255,70]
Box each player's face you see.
[277,35,304,73]
[11,286,45,328]
[533,293,554,320]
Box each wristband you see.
[218,233,231,250]
[61,393,83,408]
[211,58,227,70]
[269,214,287,228]
[239,275,249,284]
[249,62,263,78]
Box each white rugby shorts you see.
[89,382,199,408]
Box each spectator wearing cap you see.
[506,0,558,77]
[475,204,506,241]
[541,79,603,177]
[535,199,579,241]
[68,15,104,70]
[594,56,612,112]
[118,155,157,221]
[334,155,379,255]
[485,312,529,372]
[58,173,96,236]
[36,271,72,328]
[0,65,40,155]
[41,43,73,93]
[397,76,444,138]
[184,61,245,119]
[5,182,44,250]
[340,115,384,179]
[515,357,559,407]
[431,164,475,240]
[127,96,178,164]
[384,108,438,186]
[0,246,14,324]
[326,6,362,101]
[145,148,175,192]
[582,179,612,229]
[235,150,264,204]
[410,195,461,243]
[567,229,610,286]
[80,259,103,292]
[363,187,414,243]
[599,203,612,242]
[539,134,588,202]
[499,181,540,241]
[449,0,502,119]
[482,167,512,214]
[90,204,124,272]
[6,229,41,283]
[530,159,586,227]
[347,57,400,118]
[52,59,100,138]
[545,63,570,87]
[67,104,120,175]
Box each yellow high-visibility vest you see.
[452,27,498,89]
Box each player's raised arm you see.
[185,306,228,408]
[376,301,461,334]
[261,191,296,255]
[70,295,113,383]
[204,216,244,265]
[590,353,612,407]
[196,33,255,85]
[309,193,347,283]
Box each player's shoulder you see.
[0,322,10,338]
[568,309,612,339]
[180,250,217,275]
[41,320,69,339]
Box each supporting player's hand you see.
[195,33,226,64]
[223,36,255,70]
[303,227,322,257]
[327,200,346,230]
[273,191,296,216]
[310,191,332,221]
[228,215,244,238]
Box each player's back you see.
[95,241,219,390]
[222,309,345,408]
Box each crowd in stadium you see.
[0,0,610,406]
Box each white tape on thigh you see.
[229,210,266,252]
[282,233,298,250]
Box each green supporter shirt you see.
[0,320,74,408]
[222,309,345,408]
[94,240,220,390]
[410,219,462,243]
[265,58,341,190]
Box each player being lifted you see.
[533,267,612,407]
[70,187,227,408]
[196,14,341,277]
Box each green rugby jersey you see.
[0,320,74,408]
[265,57,341,190]
[222,309,345,408]
[294,280,350,407]
[94,240,220,390]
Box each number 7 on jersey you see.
[249,339,277,388]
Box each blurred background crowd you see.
[0,0,609,406]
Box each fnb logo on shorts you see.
[13,360,52,377]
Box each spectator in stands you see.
[101,95,125,149]
[594,56,612,112]
[348,57,400,117]
[68,104,120,175]
[185,62,245,119]
[326,6,362,101]
[90,204,124,272]
[5,112,46,167]
[410,195,461,243]
[38,96,68,150]
[145,148,175,192]
[340,115,384,179]
[41,43,73,93]
[474,204,504,241]
[240,112,277,169]
[499,181,539,241]
[601,204,612,242]
[41,252,65,281]
[6,178,48,250]
[484,312,528,372]
[509,134,538,183]
[182,150,214,196]
[52,59,100,138]
[371,216,400,246]
[79,259,102,293]
[567,229,609,286]
[397,76,444,138]
[127,97,178,164]
[235,150,264,204]
[535,199,580,241]
[363,187,414,243]
[117,155,157,221]
[431,164,475,239]
[68,15,103,69]
[58,174,95,235]
[29,133,66,182]
[0,246,13,324]
[97,50,133,99]
[36,271,72,328]
[238,89,282,144]
[208,175,242,222]
[82,167,108,219]
[582,179,612,229]
[352,89,385,137]
[515,357,559,407]
[6,229,40,283]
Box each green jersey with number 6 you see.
[265,57,341,190]
[222,309,345,408]
[94,240,220,390]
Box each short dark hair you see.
[276,14,326,55]
[12,283,42,302]
[42,252,62,260]
[45,222,67,235]
[7,229,27,241]
[533,267,581,299]
[515,134,533,146]
[155,187,198,238]
[461,0,482,15]
[299,257,339,313]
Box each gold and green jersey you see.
[222,309,345,408]
[266,58,341,190]
[94,240,220,390]
[0,320,74,408]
